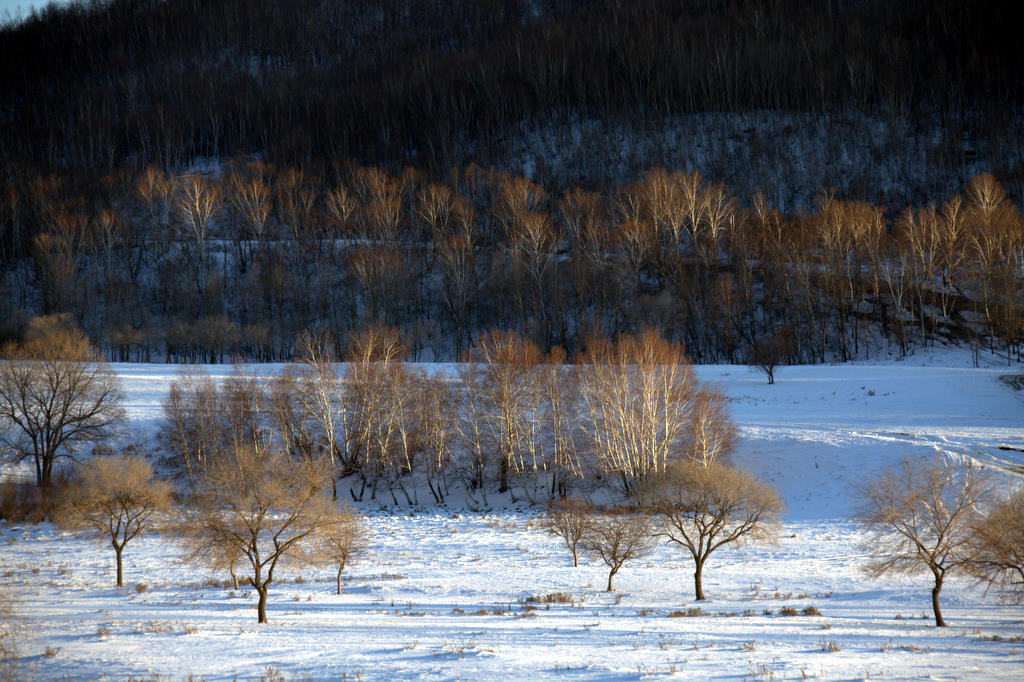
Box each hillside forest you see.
[1,0,1023,363]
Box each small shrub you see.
[801,606,822,616]
[668,607,706,618]
[134,582,148,594]
[96,625,110,638]
[820,638,840,652]
[0,477,69,523]
[44,646,60,658]
[261,667,285,682]
[527,592,573,604]
[779,606,799,616]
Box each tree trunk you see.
[257,585,269,623]
[114,543,124,587]
[932,575,945,627]
[606,566,618,592]
[499,456,509,494]
[693,561,705,601]
[571,549,578,568]
[40,452,55,487]
[336,567,343,595]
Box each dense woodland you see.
[1,0,1023,362]
[0,162,1022,364]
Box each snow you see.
[3,351,1024,680]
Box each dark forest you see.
[1,0,1022,363]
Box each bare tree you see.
[470,330,542,494]
[685,388,736,468]
[266,368,316,463]
[747,329,790,385]
[294,329,346,497]
[0,317,124,487]
[414,371,455,504]
[228,165,273,263]
[173,173,222,299]
[343,323,417,502]
[59,452,172,587]
[856,457,992,627]
[969,491,1024,603]
[648,461,782,601]
[159,368,222,482]
[454,361,491,501]
[582,511,654,591]
[308,508,370,594]
[543,497,592,567]
[538,347,581,498]
[182,445,343,623]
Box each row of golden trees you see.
[160,326,734,505]
[4,162,1021,364]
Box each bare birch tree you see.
[470,330,542,494]
[294,329,347,496]
[685,388,736,468]
[577,328,696,496]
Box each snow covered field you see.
[3,352,1024,680]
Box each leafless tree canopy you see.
[969,491,1024,603]
[59,452,172,587]
[855,457,993,627]
[648,461,783,601]
[543,497,593,567]
[157,324,742,505]
[181,445,343,623]
[581,511,654,591]
[0,317,124,487]
[160,367,270,483]
[306,508,370,595]
[467,329,543,494]
[577,328,697,496]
